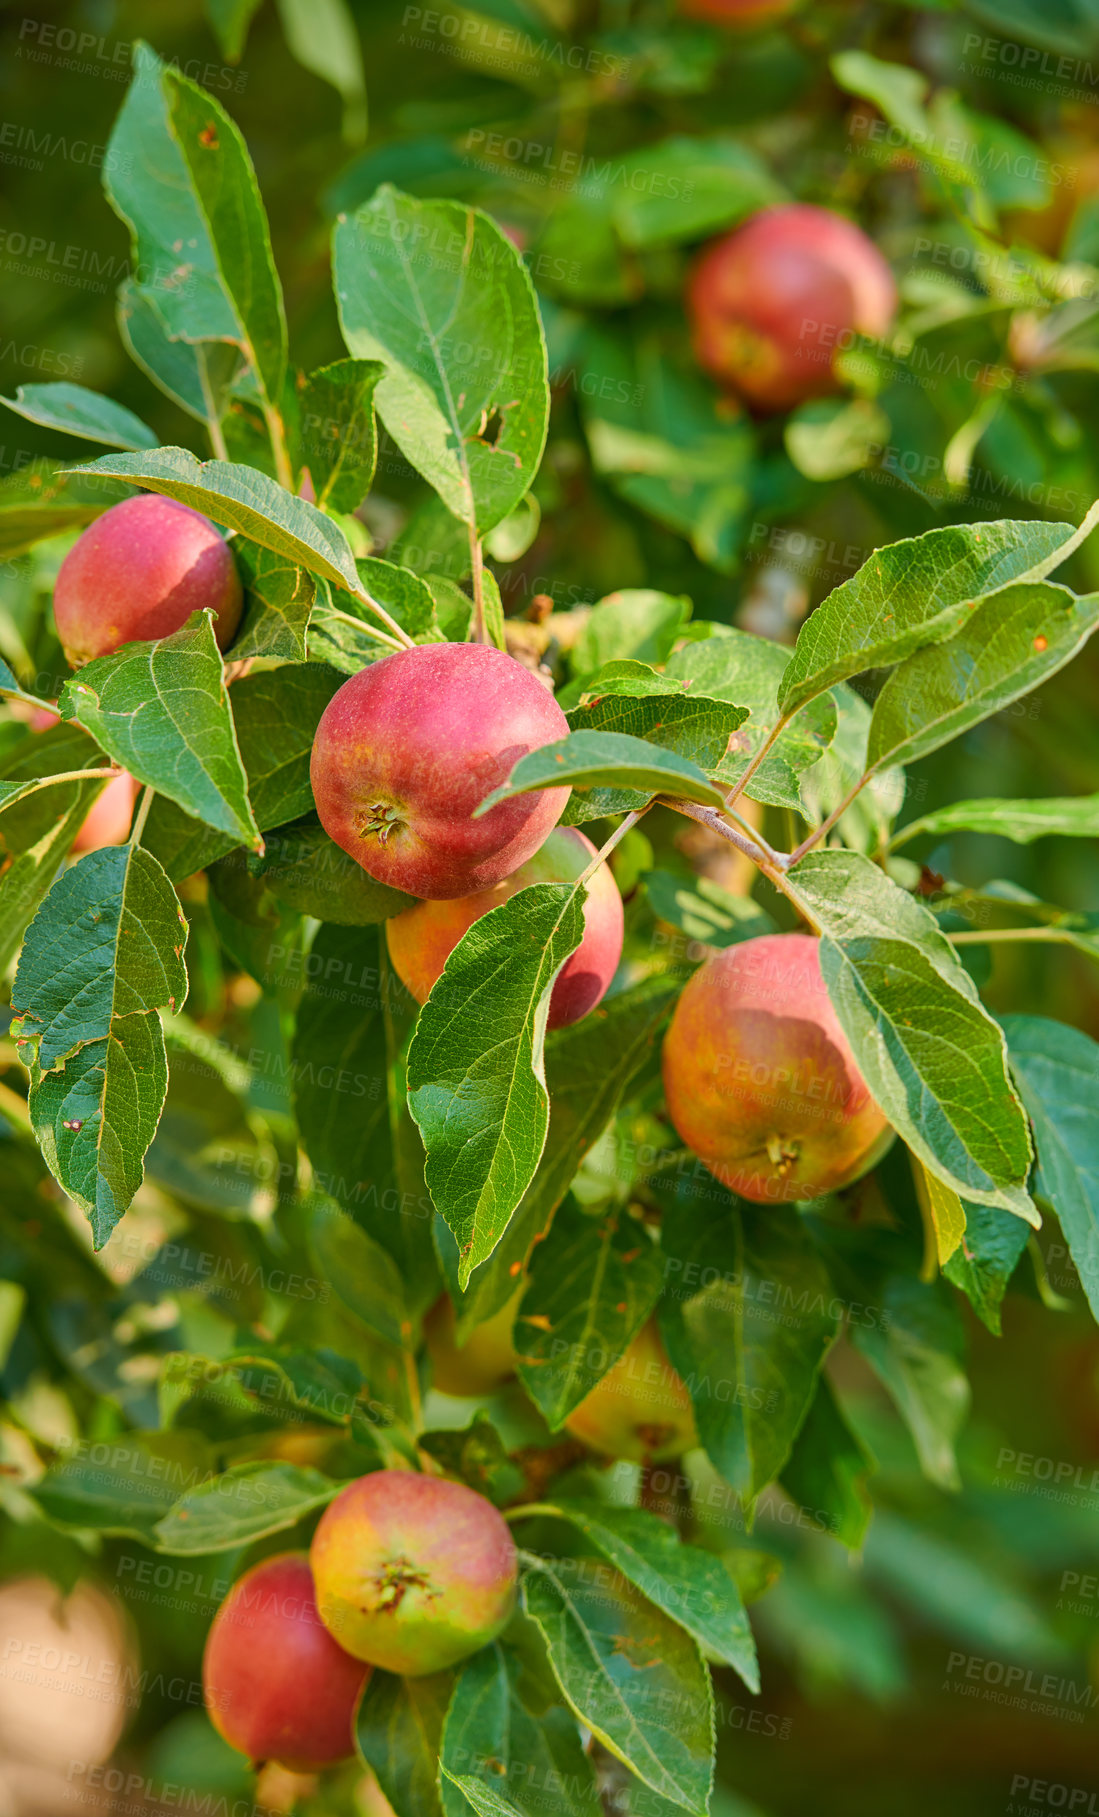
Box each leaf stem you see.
[578,807,647,887]
[261,397,295,493]
[0,682,61,715]
[129,784,155,847]
[947,925,1088,948]
[724,713,791,810]
[504,1502,559,1523]
[787,770,875,866]
[197,350,229,462]
[8,767,119,795]
[325,601,409,653]
[468,522,488,645]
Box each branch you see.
[660,796,820,928]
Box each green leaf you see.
[32,1432,210,1542]
[105,44,240,351]
[0,724,111,972]
[407,884,586,1288]
[785,397,890,483]
[420,1417,524,1509]
[163,67,287,412]
[2,383,157,450]
[778,1376,874,1550]
[942,1202,1029,1336]
[893,792,1099,850]
[356,1669,450,1817]
[442,1770,526,1817]
[1004,1016,1099,1323]
[448,975,682,1341]
[153,1462,339,1553]
[777,516,1085,716]
[477,732,725,818]
[665,631,835,812]
[521,1553,714,1816]
[60,613,262,850]
[116,280,239,426]
[232,541,316,662]
[911,1157,967,1267]
[643,871,776,950]
[658,1196,839,1502]
[798,682,905,856]
[0,457,129,559]
[13,844,186,1071]
[334,186,549,533]
[310,1196,410,1349]
[143,663,341,881]
[276,0,367,143]
[851,1275,969,1490]
[204,0,264,60]
[610,136,781,249]
[440,1646,601,1817]
[531,1501,759,1692]
[867,583,1099,771]
[68,448,363,596]
[562,667,747,821]
[573,591,691,675]
[253,820,414,924]
[787,851,1036,1220]
[516,1201,665,1428]
[301,358,383,512]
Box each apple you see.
[565,1319,697,1463]
[53,494,243,666]
[662,932,893,1202]
[386,826,623,1026]
[203,1553,368,1770]
[309,643,571,900]
[311,1470,518,1674]
[687,204,897,411]
[71,771,140,853]
[424,1288,523,1397]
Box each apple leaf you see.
[116,279,239,427]
[520,1552,714,1816]
[31,1432,211,1543]
[942,1202,1030,1336]
[441,1772,526,1817]
[0,457,130,559]
[153,1462,339,1553]
[528,1501,759,1692]
[515,1200,665,1429]
[787,850,1036,1220]
[476,732,725,817]
[407,884,586,1288]
[851,1274,969,1490]
[1004,1016,1099,1323]
[777,515,1089,715]
[333,186,549,533]
[232,541,316,662]
[300,357,383,512]
[893,792,1099,849]
[441,1647,601,1817]
[253,820,413,924]
[779,1376,874,1550]
[0,723,113,971]
[356,1670,451,1817]
[562,670,746,822]
[1,383,158,450]
[59,612,262,851]
[867,582,1099,771]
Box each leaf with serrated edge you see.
[301,358,383,512]
[408,884,586,1287]
[516,1202,664,1427]
[1,383,157,450]
[912,1156,967,1265]
[528,1501,759,1692]
[477,732,724,817]
[334,187,549,533]
[60,613,261,849]
[1005,1015,1099,1322]
[777,516,1084,714]
[153,1462,339,1554]
[66,448,362,595]
[893,792,1099,849]
[867,582,1099,771]
[232,541,316,662]
[440,1646,601,1817]
[356,1670,450,1817]
[786,850,1035,1220]
[520,1552,714,1816]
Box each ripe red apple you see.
[202,1553,368,1770]
[54,494,243,665]
[662,933,893,1202]
[309,643,571,899]
[386,826,623,1026]
[680,0,798,24]
[564,1319,697,1462]
[71,771,140,853]
[311,1470,518,1674]
[424,1287,523,1396]
[687,204,897,411]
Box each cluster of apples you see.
[202,1471,518,1770]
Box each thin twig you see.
[577,807,646,887]
[468,522,488,645]
[661,796,819,928]
[787,771,873,866]
[724,715,789,810]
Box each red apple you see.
[309,642,571,900]
[311,1470,518,1674]
[386,826,623,1027]
[687,204,897,412]
[54,494,243,665]
[71,771,140,853]
[202,1553,368,1770]
[662,933,893,1202]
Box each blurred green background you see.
[1,2,1099,1814]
